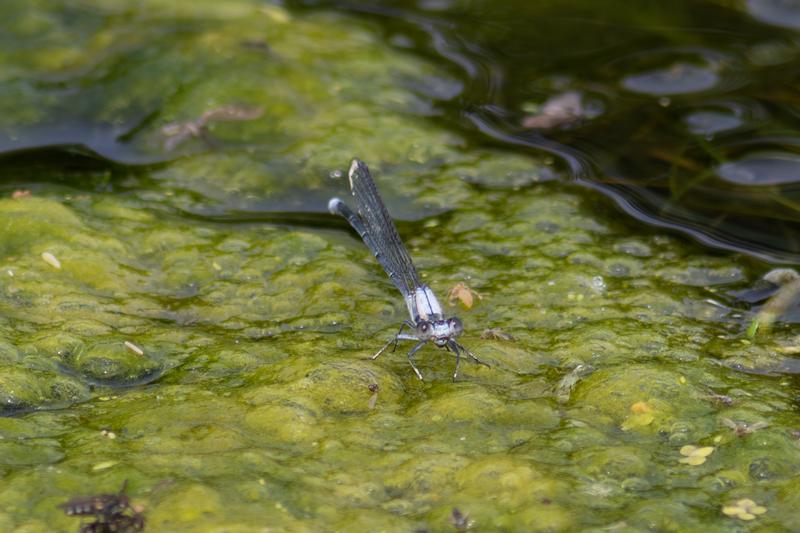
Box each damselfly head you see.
[417,317,463,346]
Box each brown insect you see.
[59,481,130,518]
[59,480,144,533]
[480,328,515,341]
[721,418,769,437]
[706,391,733,407]
[368,383,379,410]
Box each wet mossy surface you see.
[1,1,800,531]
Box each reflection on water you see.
[684,107,746,135]
[747,0,800,30]
[622,62,719,96]
[291,0,800,262]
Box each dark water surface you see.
[3,1,800,531]
[292,0,800,263]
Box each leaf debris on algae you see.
[447,282,483,309]
[162,105,264,151]
[678,445,715,466]
[124,341,145,356]
[41,251,61,269]
[621,401,654,430]
[722,498,767,521]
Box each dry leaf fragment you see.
[124,341,145,356]
[722,498,767,521]
[162,104,264,151]
[522,91,584,129]
[41,252,61,269]
[678,445,715,466]
[621,401,654,430]
[447,282,483,309]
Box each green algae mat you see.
[2,1,800,531]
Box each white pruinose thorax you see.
[407,285,443,322]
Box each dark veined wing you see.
[342,158,421,297]
[328,197,399,288]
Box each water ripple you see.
[464,109,595,181]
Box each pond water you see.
[295,0,800,263]
[1,0,800,531]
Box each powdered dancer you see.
[329,158,489,380]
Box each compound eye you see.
[448,317,463,335]
[418,321,431,335]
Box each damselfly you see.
[329,159,489,380]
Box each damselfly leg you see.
[447,340,490,380]
[449,341,462,381]
[457,342,491,369]
[371,320,417,360]
[406,340,427,380]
